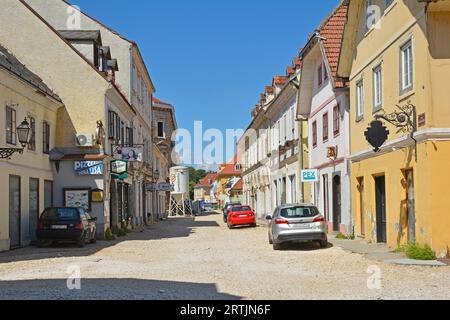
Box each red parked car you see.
[227,206,257,229]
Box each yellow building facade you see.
[0,45,63,251]
[338,0,450,257]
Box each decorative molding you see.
[350,128,450,162]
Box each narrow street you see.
[0,212,449,300]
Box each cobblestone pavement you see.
[0,212,449,300]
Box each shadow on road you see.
[278,242,334,252]
[0,217,220,264]
[0,278,241,300]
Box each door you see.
[9,175,21,248]
[44,180,53,208]
[332,174,341,232]
[29,178,39,242]
[358,178,365,236]
[405,170,416,244]
[323,174,329,222]
[375,176,387,243]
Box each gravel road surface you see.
[0,212,449,300]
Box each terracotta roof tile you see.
[317,2,349,84]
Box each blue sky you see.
[71,0,339,165]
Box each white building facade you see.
[297,23,352,234]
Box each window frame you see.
[42,121,50,154]
[28,115,36,151]
[373,63,383,112]
[318,64,323,87]
[400,39,413,95]
[157,121,165,138]
[356,79,365,121]
[333,104,341,137]
[312,120,318,148]
[6,105,17,145]
[322,112,329,142]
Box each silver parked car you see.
[266,204,328,250]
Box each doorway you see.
[332,174,341,232]
[405,170,416,244]
[323,174,329,222]
[357,177,365,236]
[375,176,387,243]
[9,175,21,248]
[29,178,39,243]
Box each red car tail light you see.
[313,216,325,223]
[275,218,289,225]
[74,223,84,230]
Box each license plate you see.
[51,225,67,230]
[238,214,248,218]
[294,223,312,229]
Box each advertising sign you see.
[111,160,128,175]
[74,161,103,176]
[114,146,143,162]
[301,169,319,182]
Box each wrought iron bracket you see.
[374,101,418,160]
[0,148,24,159]
[375,101,417,134]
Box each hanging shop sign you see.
[91,189,104,203]
[114,146,144,162]
[111,160,128,180]
[111,160,128,174]
[301,169,319,183]
[146,183,175,192]
[74,161,103,176]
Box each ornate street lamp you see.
[0,118,31,159]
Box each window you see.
[400,40,413,93]
[108,110,116,139]
[312,121,318,148]
[120,121,125,146]
[322,112,329,142]
[42,121,50,154]
[157,121,164,138]
[385,0,394,9]
[28,116,36,151]
[373,64,383,110]
[318,64,323,86]
[366,0,378,32]
[323,63,329,81]
[333,104,340,136]
[356,80,364,120]
[6,106,16,145]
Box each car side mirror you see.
[265,215,273,220]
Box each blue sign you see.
[74,161,103,176]
[301,169,319,182]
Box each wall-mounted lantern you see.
[0,118,31,159]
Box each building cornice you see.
[349,128,450,162]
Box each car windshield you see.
[232,206,251,212]
[40,208,80,221]
[280,206,319,219]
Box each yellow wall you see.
[347,1,450,257]
[0,68,61,251]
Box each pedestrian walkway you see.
[329,236,448,267]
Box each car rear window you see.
[232,206,251,212]
[280,206,319,219]
[40,208,80,221]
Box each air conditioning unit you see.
[76,134,94,147]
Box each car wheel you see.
[77,233,86,248]
[227,223,233,229]
[251,223,257,228]
[273,243,282,251]
[268,233,273,245]
[319,239,328,248]
[37,240,46,248]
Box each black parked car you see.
[37,207,97,248]
[222,202,242,223]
